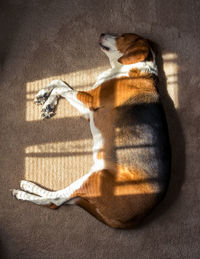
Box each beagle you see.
[12,33,171,229]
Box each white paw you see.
[41,104,55,119]
[12,189,19,197]
[34,88,53,105]
[20,180,33,192]
[12,189,27,200]
[41,96,58,119]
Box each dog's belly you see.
[92,97,171,195]
[114,101,171,192]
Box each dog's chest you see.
[92,61,158,90]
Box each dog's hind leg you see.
[12,179,81,208]
[12,189,68,208]
[12,167,102,208]
[19,180,59,198]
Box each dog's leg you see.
[12,178,82,207]
[34,79,71,105]
[35,79,92,119]
[12,189,67,207]
[12,168,99,207]
[19,180,59,198]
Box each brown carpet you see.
[1,0,200,258]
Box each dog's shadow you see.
[136,42,186,228]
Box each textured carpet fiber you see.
[0,0,200,258]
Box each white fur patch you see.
[55,112,105,199]
[92,59,157,89]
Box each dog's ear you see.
[118,39,149,65]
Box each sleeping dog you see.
[12,33,171,229]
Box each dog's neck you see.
[93,60,158,89]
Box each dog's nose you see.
[100,33,105,38]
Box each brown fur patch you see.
[44,203,59,209]
[87,76,157,109]
[72,166,157,228]
[77,91,94,110]
[116,34,150,64]
[129,68,152,78]
[97,149,104,160]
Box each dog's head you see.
[99,33,152,67]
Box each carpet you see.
[0,0,200,258]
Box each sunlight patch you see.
[25,139,93,190]
[163,53,179,108]
[25,66,107,121]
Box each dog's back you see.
[115,92,171,197]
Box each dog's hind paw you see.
[12,189,19,197]
[11,189,26,200]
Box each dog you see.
[12,33,171,229]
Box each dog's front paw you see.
[41,104,55,119]
[34,88,52,105]
[41,94,58,119]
